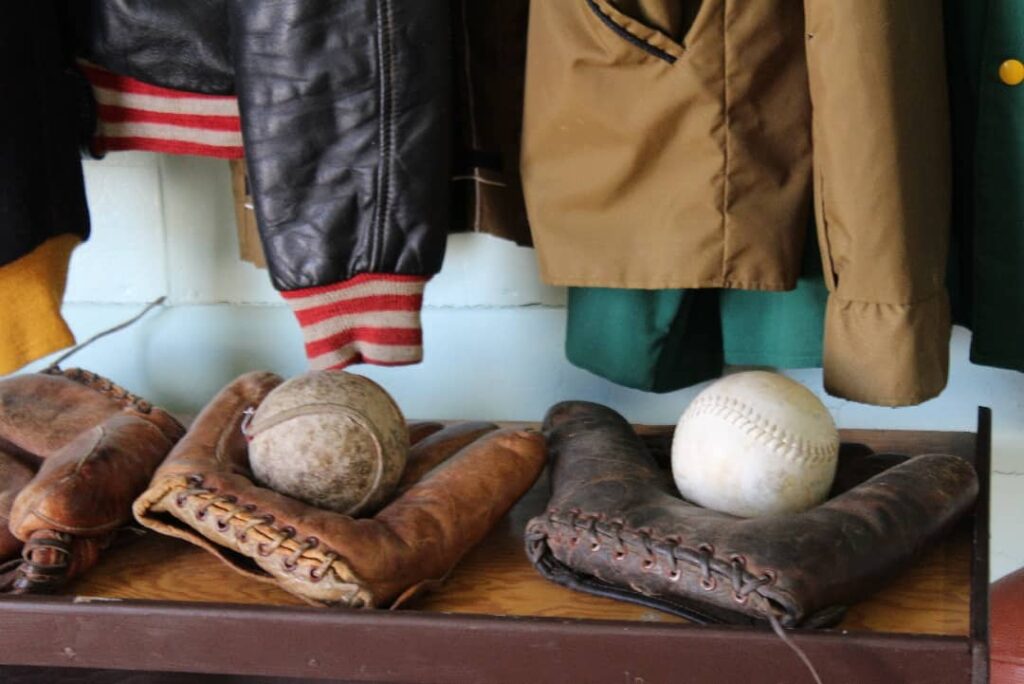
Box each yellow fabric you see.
[0,235,79,375]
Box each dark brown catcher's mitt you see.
[526,401,979,628]
[0,368,184,593]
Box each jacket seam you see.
[549,276,796,290]
[815,169,840,290]
[458,0,483,232]
[821,385,945,406]
[829,289,947,309]
[372,0,396,271]
[584,0,678,65]
[718,0,730,283]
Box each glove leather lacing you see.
[173,475,350,601]
[529,509,775,604]
[528,510,824,684]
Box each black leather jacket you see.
[77,0,451,292]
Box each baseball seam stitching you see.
[682,394,837,466]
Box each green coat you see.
[947,0,1024,372]
[566,224,828,392]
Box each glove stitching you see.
[44,367,154,414]
[43,367,186,441]
[173,477,365,607]
[15,508,125,536]
[536,509,776,603]
[681,394,837,466]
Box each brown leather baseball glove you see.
[0,368,185,593]
[526,401,979,628]
[134,372,547,608]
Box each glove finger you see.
[407,421,445,446]
[0,369,183,459]
[398,421,500,492]
[373,428,546,606]
[0,372,122,458]
[6,531,109,594]
[10,414,176,541]
[0,449,33,560]
[155,371,283,483]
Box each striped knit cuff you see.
[79,61,244,159]
[282,275,427,371]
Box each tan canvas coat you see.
[522,0,952,406]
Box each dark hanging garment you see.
[449,0,533,246]
[0,2,91,268]
[947,0,1024,373]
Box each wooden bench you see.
[0,412,990,683]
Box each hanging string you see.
[46,296,167,371]
[769,613,824,684]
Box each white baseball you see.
[671,371,839,517]
[247,371,408,515]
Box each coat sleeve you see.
[225,0,451,370]
[226,0,451,291]
[73,0,234,95]
[76,1,450,371]
[803,0,952,406]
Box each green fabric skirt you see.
[565,224,828,392]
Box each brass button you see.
[999,59,1024,86]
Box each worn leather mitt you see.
[0,368,185,593]
[134,372,547,608]
[526,401,979,628]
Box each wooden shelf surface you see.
[65,427,977,638]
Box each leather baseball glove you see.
[526,401,979,628]
[134,372,547,608]
[0,368,185,593]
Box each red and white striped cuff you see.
[281,275,427,371]
[79,61,244,159]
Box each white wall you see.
[23,152,1024,580]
